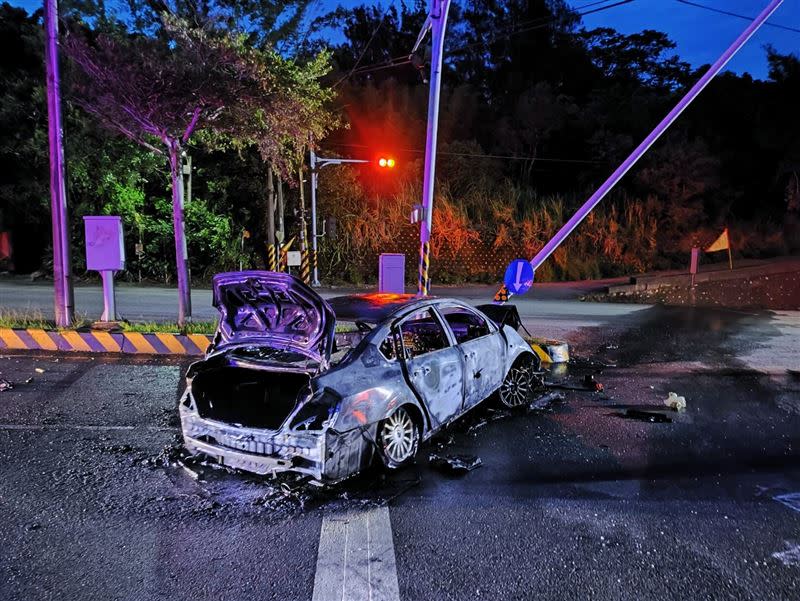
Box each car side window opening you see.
[378,335,397,361]
[399,309,450,358]
[440,306,491,344]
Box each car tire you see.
[377,406,420,468]
[498,354,539,408]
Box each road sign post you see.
[503,259,534,296]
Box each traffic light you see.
[377,157,396,168]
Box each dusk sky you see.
[8,0,799,78]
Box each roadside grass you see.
[1,308,359,335]
[0,308,91,330]
[0,308,217,334]
[119,321,217,335]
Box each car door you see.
[438,304,506,410]
[397,308,464,427]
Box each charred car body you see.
[179,272,538,482]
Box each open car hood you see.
[211,271,335,364]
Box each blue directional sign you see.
[504,259,534,295]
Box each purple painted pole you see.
[44,0,74,326]
[520,0,783,284]
[168,142,191,326]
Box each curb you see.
[0,328,210,355]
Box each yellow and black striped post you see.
[417,241,431,296]
[300,248,311,284]
[279,236,295,273]
[267,243,277,272]
[493,283,510,304]
[311,248,318,285]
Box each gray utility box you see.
[378,253,405,294]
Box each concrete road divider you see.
[527,338,570,364]
[0,328,211,355]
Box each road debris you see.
[614,409,673,423]
[772,542,800,567]
[428,453,482,474]
[545,375,604,393]
[773,492,800,513]
[0,378,13,391]
[34,368,45,374]
[583,374,604,392]
[528,391,566,412]
[664,392,687,411]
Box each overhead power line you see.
[340,0,636,80]
[325,142,607,164]
[333,7,390,88]
[675,0,800,34]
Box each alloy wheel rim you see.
[500,365,531,407]
[382,409,416,463]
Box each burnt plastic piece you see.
[476,303,522,331]
[0,379,13,392]
[616,409,672,423]
[527,391,566,411]
[583,374,604,392]
[428,453,483,474]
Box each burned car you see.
[179,271,538,482]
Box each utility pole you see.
[182,152,192,204]
[310,146,320,286]
[44,0,74,327]
[266,165,276,270]
[309,148,368,287]
[413,0,452,296]
[298,165,310,284]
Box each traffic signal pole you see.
[308,147,368,287]
[493,0,784,303]
[414,0,451,296]
[44,0,74,327]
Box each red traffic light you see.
[377,157,396,168]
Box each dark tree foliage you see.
[2,0,799,283]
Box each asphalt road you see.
[0,278,643,343]
[1,303,799,600]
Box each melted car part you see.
[191,366,310,430]
[615,409,673,423]
[428,453,483,474]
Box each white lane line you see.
[0,424,177,432]
[312,506,401,601]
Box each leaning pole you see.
[44,0,74,326]
[493,0,784,303]
[415,0,452,296]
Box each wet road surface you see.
[0,305,799,600]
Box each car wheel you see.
[377,406,419,468]
[499,355,537,408]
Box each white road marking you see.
[312,506,401,601]
[0,424,176,432]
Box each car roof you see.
[327,293,422,324]
[328,293,485,325]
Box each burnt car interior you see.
[191,366,310,429]
[439,307,491,343]
[399,309,450,358]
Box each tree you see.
[64,14,329,323]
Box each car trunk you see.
[190,365,310,430]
